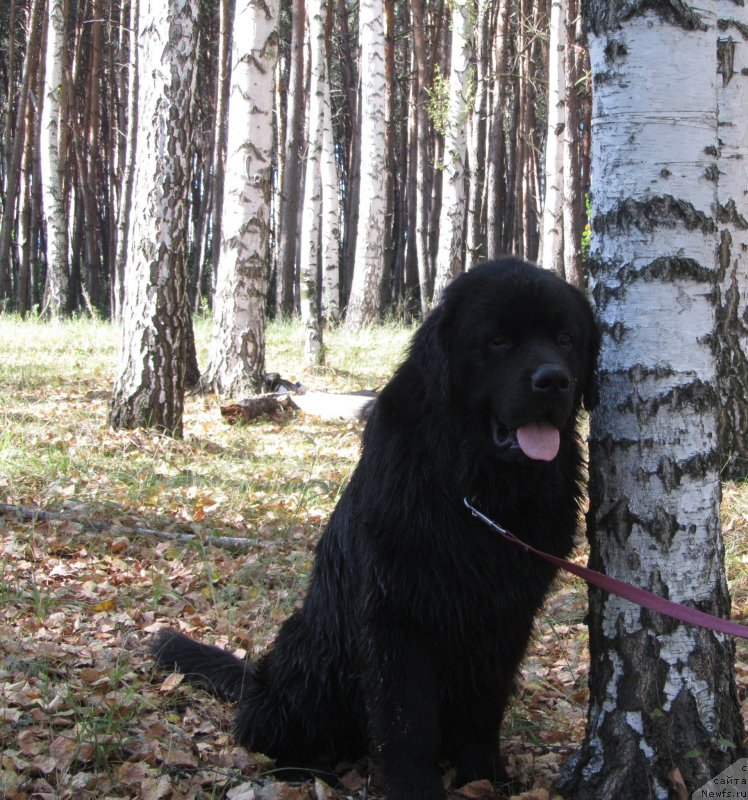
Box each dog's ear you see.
[407,302,452,407]
[583,317,601,412]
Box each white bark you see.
[465,0,490,269]
[321,82,341,323]
[564,8,744,797]
[716,10,748,478]
[433,0,472,304]
[299,0,325,365]
[112,0,139,321]
[345,0,387,329]
[539,0,565,273]
[561,0,584,288]
[40,0,69,317]
[110,0,198,436]
[204,0,279,396]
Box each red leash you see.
[464,498,748,641]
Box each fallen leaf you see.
[314,778,332,800]
[457,779,495,798]
[160,747,197,767]
[668,767,689,800]
[31,753,57,775]
[227,783,257,800]
[93,597,117,613]
[79,667,107,684]
[158,671,184,692]
[117,761,150,785]
[49,735,78,771]
[141,774,172,800]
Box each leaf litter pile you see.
[2,317,748,800]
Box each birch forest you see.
[0,0,589,325]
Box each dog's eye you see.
[558,332,574,349]
[489,334,511,350]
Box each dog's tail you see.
[150,629,254,702]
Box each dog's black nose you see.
[531,364,572,394]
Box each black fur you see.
[152,258,600,799]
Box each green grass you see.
[0,315,412,524]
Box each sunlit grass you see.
[0,315,412,534]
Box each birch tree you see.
[560,6,744,798]
[112,0,139,320]
[715,12,748,479]
[206,0,231,307]
[561,0,584,288]
[299,0,329,365]
[320,24,341,323]
[433,0,472,303]
[345,0,387,328]
[203,0,279,396]
[411,0,433,312]
[465,0,490,269]
[109,0,198,437]
[40,0,70,317]
[539,0,565,274]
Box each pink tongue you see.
[516,422,560,461]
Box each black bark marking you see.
[590,257,716,316]
[717,199,748,229]
[718,18,748,40]
[584,0,707,36]
[716,229,748,478]
[718,36,737,85]
[592,196,717,238]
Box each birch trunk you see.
[433,0,472,304]
[320,70,341,323]
[561,7,744,798]
[539,0,566,274]
[109,0,198,437]
[561,0,584,289]
[345,0,387,328]
[299,0,328,365]
[338,0,360,305]
[381,0,395,308]
[716,10,748,479]
[203,0,279,396]
[411,0,432,314]
[112,0,139,321]
[40,0,70,317]
[465,0,490,269]
[208,0,233,306]
[207,0,231,306]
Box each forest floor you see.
[1,315,748,800]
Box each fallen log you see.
[220,386,378,424]
[220,392,295,424]
[291,390,376,420]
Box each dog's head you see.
[415,258,600,464]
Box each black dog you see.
[152,258,599,799]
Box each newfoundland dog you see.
[152,258,600,799]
